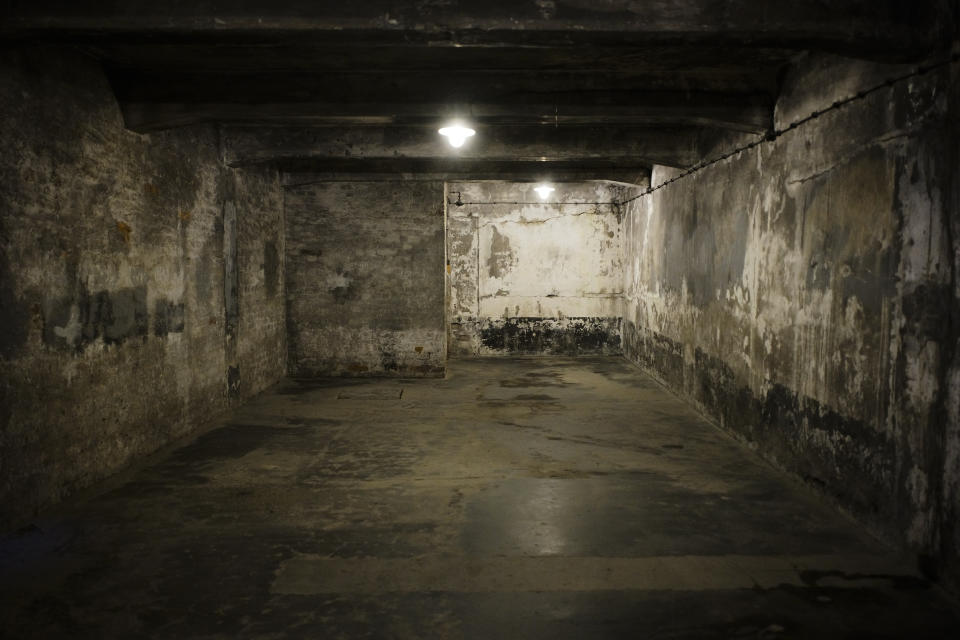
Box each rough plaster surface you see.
[621,54,960,589]
[447,182,623,356]
[284,181,445,377]
[0,47,286,527]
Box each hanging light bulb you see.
[534,184,555,200]
[438,124,476,148]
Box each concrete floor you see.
[2,357,959,638]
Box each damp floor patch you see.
[6,358,959,638]
[336,388,404,400]
[271,553,903,595]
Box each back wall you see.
[447,182,623,356]
[284,180,446,377]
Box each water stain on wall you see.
[264,240,280,298]
[0,244,29,358]
[328,269,360,305]
[43,285,149,351]
[479,317,621,355]
[487,226,515,278]
[223,201,239,340]
[154,299,185,337]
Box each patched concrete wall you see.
[284,181,445,376]
[447,182,623,356]
[230,166,287,399]
[0,47,286,527]
[622,54,960,587]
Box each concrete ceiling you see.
[3,1,954,182]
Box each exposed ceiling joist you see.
[107,52,777,133]
[121,101,770,133]
[3,0,951,61]
[110,69,776,101]
[82,43,793,75]
[220,124,705,170]
[6,1,952,180]
[119,96,772,135]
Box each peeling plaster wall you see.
[0,47,286,527]
[447,181,623,356]
[284,181,446,377]
[622,53,960,587]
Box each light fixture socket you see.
[534,185,555,200]
[438,124,476,148]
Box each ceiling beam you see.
[111,68,774,134]
[220,124,705,170]
[83,43,793,76]
[119,97,772,135]
[122,101,771,134]
[279,165,651,186]
[3,1,951,61]
[109,69,775,101]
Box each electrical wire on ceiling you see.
[446,191,610,207]
[443,51,959,210]
[618,50,960,207]
[448,200,613,206]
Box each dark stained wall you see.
[284,181,445,376]
[232,167,287,397]
[0,47,286,527]
[621,53,960,589]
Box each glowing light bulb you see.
[534,185,555,200]
[438,124,475,148]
